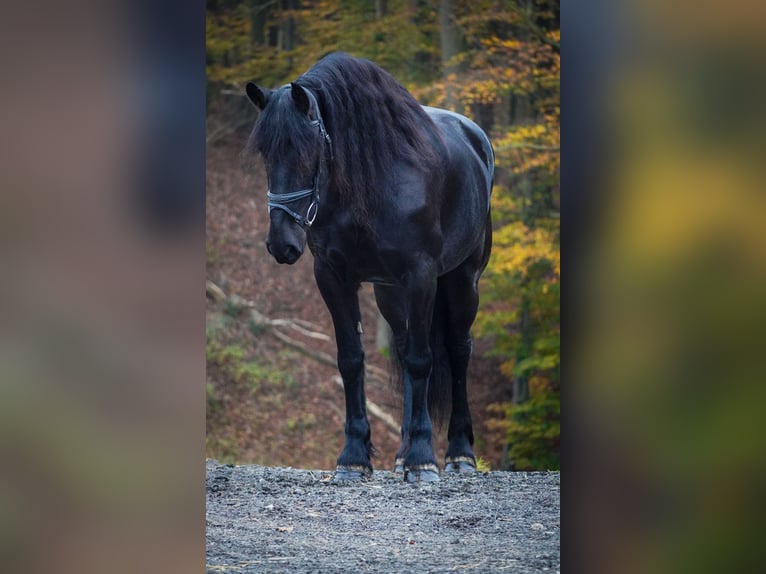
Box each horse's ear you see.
[246,82,270,110]
[290,82,311,116]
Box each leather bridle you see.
[266,88,333,228]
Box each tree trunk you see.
[472,102,495,133]
[249,1,271,45]
[439,0,461,110]
[507,0,535,126]
[376,313,391,352]
[512,294,531,405]
[374,0,387,19]
[278,0,296,52]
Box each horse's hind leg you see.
[314,261,372,481]
[442,232,491,474]
[440,272,479,473]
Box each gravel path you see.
[206,460,560,573]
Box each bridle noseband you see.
[266,88,333,228]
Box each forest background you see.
[206,0,560,470]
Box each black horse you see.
[246,53,493,482]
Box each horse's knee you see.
[404,352,432,381]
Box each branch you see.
[207,280,227,303]
[333,376,400,440]
[263,319,337,368]
[206,280,400,438]
[249,0,282,18]
[269,319,331,341]
[250,309,390,387]
[539,34,560,54]
[511,3,561,55]
[260,315,399,440]
[206,116,253,145]
[495,143,560,152]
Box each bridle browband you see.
[266,87,333,228]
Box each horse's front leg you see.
[314,260,372,481]
[400,267,440,483]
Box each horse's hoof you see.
[333,465,372,482]
[444,456,476,474]
[404,464,440,483]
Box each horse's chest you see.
[308,229,399,285]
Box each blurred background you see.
[1,1,205,573]
[566,1,766,573]
[204,0,561,472]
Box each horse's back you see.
[423,106,494,195]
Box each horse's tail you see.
[427,279,453,427]
[388,280,453,428]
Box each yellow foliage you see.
[491,221,560,280]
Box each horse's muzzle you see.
[266,239,303,265]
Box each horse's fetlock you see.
[346,417,370,440]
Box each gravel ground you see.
[206,460,560,573]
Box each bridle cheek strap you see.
[265,87,331,229]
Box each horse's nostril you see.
[266,240,302,264]
[278,245,302,264]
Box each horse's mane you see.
[253,53,443,223]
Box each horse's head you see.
[246,81,331,265]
